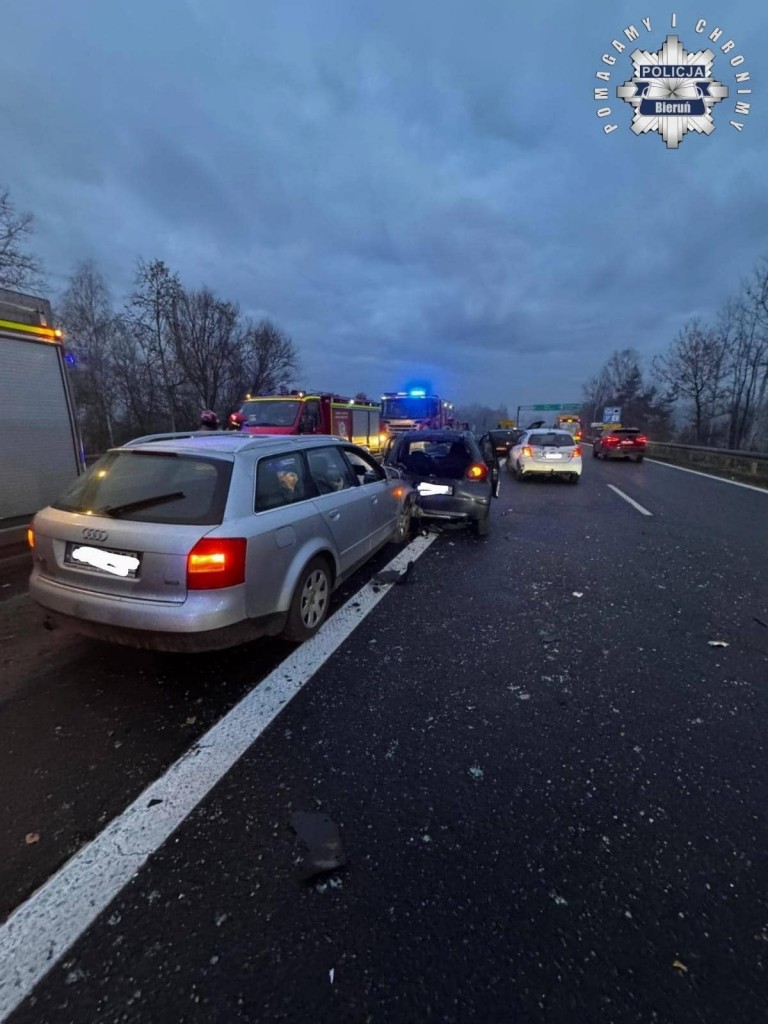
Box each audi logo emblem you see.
[82,528,109,543]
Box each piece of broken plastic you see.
[291,811,348,882]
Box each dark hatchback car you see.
[488,428,523,459]
[383,430,499,536]
[593,427,648,462]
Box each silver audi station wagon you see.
[28,432,415,652]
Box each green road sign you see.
[531,403,581,411]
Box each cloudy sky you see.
[3,0,766,412]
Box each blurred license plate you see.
[544,452,562,459]
[65,542,141,578]
[418,483,453,496]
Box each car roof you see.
[396,429,474,441]
[525,427,573,435]
[116,432,354,458]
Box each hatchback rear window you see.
[52,451,232,524]
[527,433,575,448]
[611,428,640,436]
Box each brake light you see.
[466,463,488,481]
[574,432,582,442]
[187,538,247,590]
[27,527,34,549]
[572,446,582,457]
[604,435,620,445]
[522,446,533,458]
[636,435,648,445]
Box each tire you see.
[634,455,644,463]
[391,497,414,545]
[592,446,599,458]
[473,515,489,538]
[569,474,580,485]
[514,462,525,481]
[282,556,332,643]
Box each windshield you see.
[241,400,301,428]
[382,397,440,420]
[527,432,576,447]
[52,451,232,524]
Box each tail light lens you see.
[572,446,582,457]
[27,526,35,549]
[466,463,488,481]
[604,435,620,445]
[187,538,247,590]
[522,446,533,458]
[637,435,648,445]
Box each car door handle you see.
[328,509,341,521]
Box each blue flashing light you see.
[63,352,77,367]
[409,388,426,397]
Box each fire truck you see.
[238,390,385,453]
[380,388,454,434]
[554,413,584,442]
[0,289,84,544]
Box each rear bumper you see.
[521,460,582,475]
[603,449,645,459]
[414,494,490,522]
[29,571,281,651]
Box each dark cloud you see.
[2,0,765,408]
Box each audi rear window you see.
[611,428,640,435]
[52,451,232,524]
[527,433,575,447]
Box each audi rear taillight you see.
[637,434,648,445]
[605,435,619,445]
[466,463,488,481]
[522,446,533,458]
[187,538,247,590]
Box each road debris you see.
[372,561,414,586]
[468,765,484,780]
[572,592,584,598]
[329,968,335,984]
[707,640,729,648]
[672,960,689,973]
[25,832,40,845]
[291,811,347,882]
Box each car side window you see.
[306,446,356,495]
[342,445,385,485]
[255,452,313,511]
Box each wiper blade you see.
[98,491,186,517]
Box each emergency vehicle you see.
[0,289,84,544]
[380,388,454,434]
[238,390,385,453]
[554,413,584,442]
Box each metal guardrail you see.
[644,439,768,486]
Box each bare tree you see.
[59,261,119,451]
[238,319,300,399]
[129,259,183,430]
[652,318,727,443]
[0,187,44,290]
[170,287,239,423]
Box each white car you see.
[508,428,582,484]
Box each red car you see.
[593,427,647,462]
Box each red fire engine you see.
[238,390,385,453]
[380,389,454,434]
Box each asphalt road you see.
[2,454,768,1023]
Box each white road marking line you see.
[645,458,768,495]
[607,484,653,517]
[0,533,437,1022]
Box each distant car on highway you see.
[383,429,499,537]
[488,428,523,459]
[593,427,647,462]
[28,433,415,652]
[508,428,582,484]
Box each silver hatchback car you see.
[28,432,415,652]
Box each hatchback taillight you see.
[637,435,648,445]
[604,436,620,445]
[27,526,35,549]
[466,463,488,481]
[522,446,533,458]
[572,446,582,457]
[187,538,247,590]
